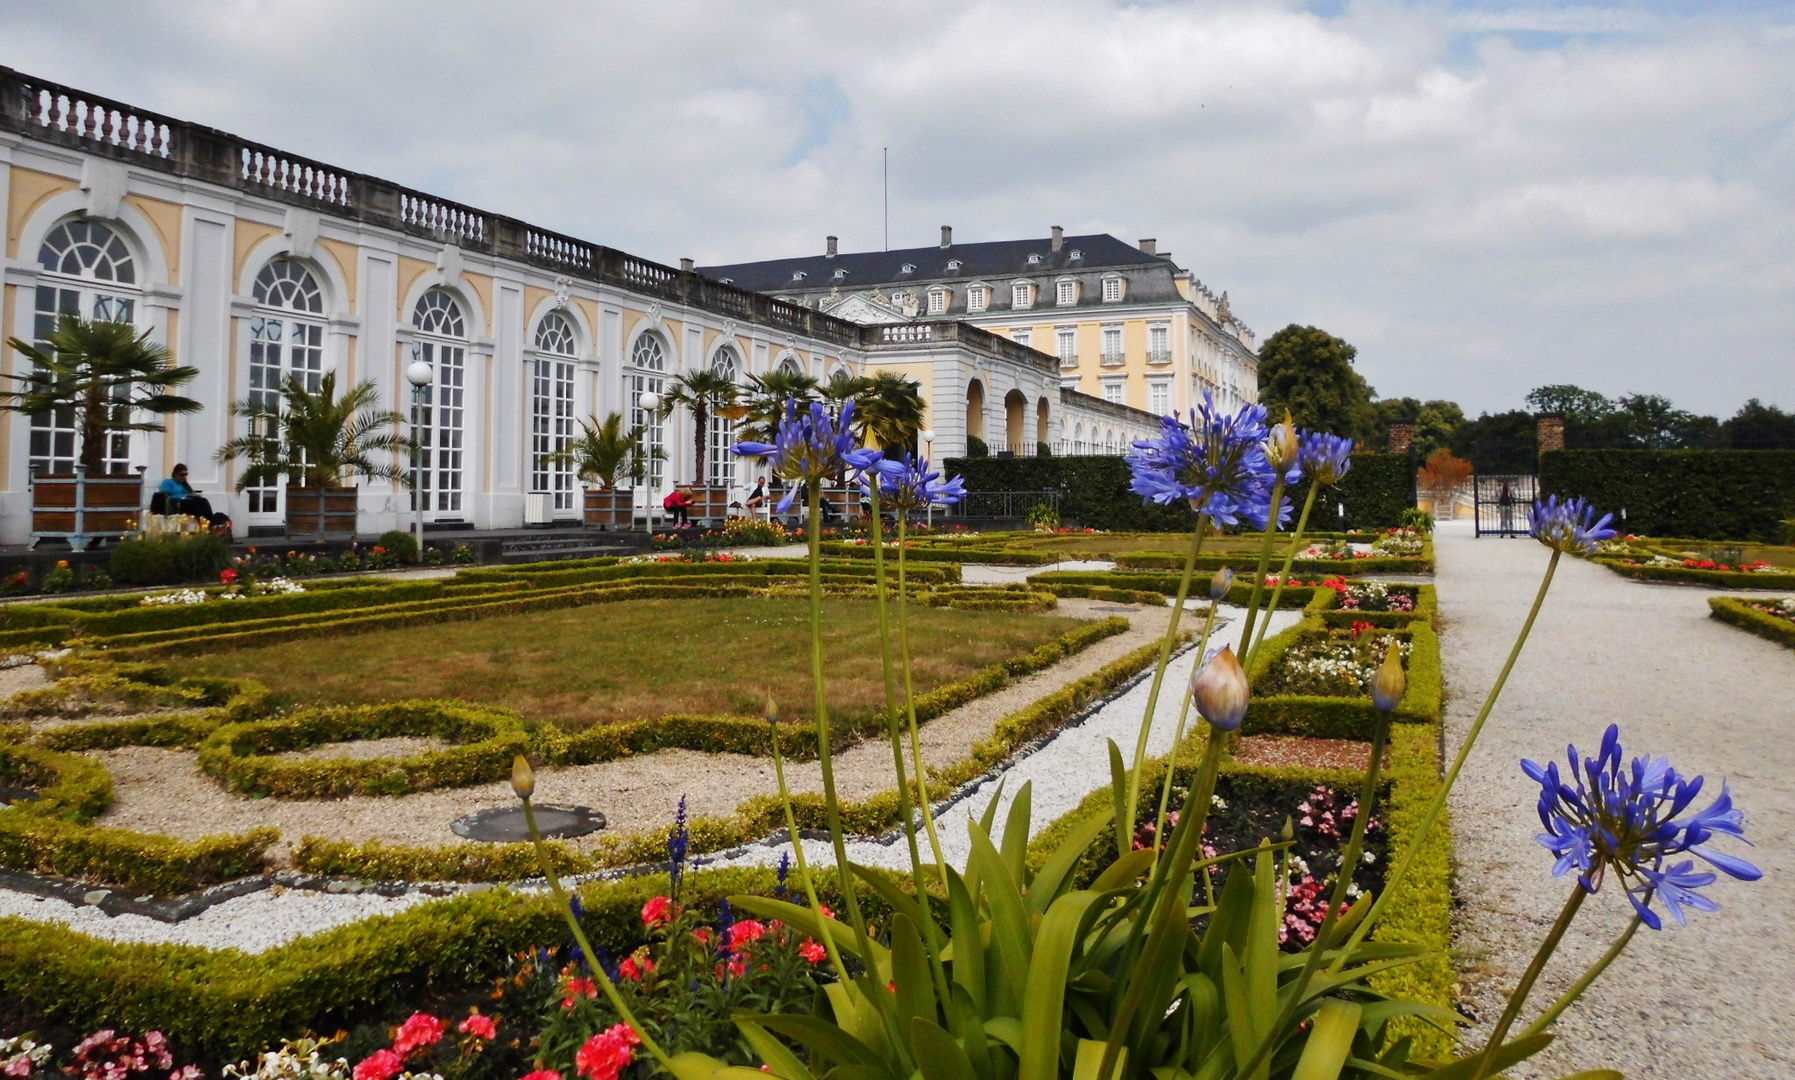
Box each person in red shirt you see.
[663,485,695,527]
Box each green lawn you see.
[189,597,1082,730]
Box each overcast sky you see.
[3,0,1790,417]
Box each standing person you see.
[663,484,694,527]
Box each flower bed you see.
[1708,596,1795,650]
[1244,590,1442,738]
[196,702,531,799]
[1253,625,1413,699]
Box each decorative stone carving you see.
[283,208,321,260]
[436,244,465,281]
[79,158,128,220]
[551,275,572,310]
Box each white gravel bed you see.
[0,882,441,952]
[703,603,1298,875]
[1437,520,1795,1079]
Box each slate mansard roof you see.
[698,233,1173,293]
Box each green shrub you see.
[198,701,529,798]
[1541,448,1795,542]
[376,529,420,564]
[1593,558,1795,591]
[292,836,589,882]
[109,533,232,585]
[1708,596,1795,650]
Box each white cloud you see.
[1,0,1790,416]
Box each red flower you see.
[457,1014,497,1042]
[799,940,827,964]
[220,568,239,584]
[575,1024,640,1080]
[727,919,766,950]
[393,1013,445,1056]
[353,1050,403,1080]
[561,975,598,1010]
[618,954,655,981]
[520,1072,562,1080]
[641,895,674,928]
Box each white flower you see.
[141,589,208,606]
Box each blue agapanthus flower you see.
[1298,432,1355,487]
[871,454,967,511]
[1529,495,1617,556]
[733,398,880,512]
[1126,393,1275,527]
[1522,724,1759,929]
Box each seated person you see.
[157,464,232,535]
[663,485,695,527]
[745,477,767,514]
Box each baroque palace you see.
[0,66,1170,542]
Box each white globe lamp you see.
[405,360,433,387]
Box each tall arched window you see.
[244,258,326,516]
[709,346,739,488]
[776,354,803,377]
[531,311,578,513]
[629,331,667,490]
[31,219,140,474]
[411,289,467,516]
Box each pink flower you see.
[641,895,674,928]
[726,919,766,950]
[519,1072,562,1080]
[561,975,598,1010]
[575,1025,640,1080]
[799,940,827,964]
[458,1014,498,1042]
[354,1050,404,1080]
[392,1013,445,1056]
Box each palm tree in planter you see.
[655,368,739,522]
[552,412,657,529]
[854,371,928,456]
[734,369,819,444]
[1,314,202,546]
[214,372,411,539]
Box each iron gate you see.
[1473,473,1536,537]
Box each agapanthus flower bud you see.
[1371,643,1406,712]
[1265,413,1299,472]
[1209,566,1233,600]
[511,754,536,800]
[1190,646,1249,731]
[765,691,778,724]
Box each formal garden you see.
[0,396,1778,1080]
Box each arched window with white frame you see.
[530,311,578,514]
[709,345,739,488]
[629,331,667,490]
[411,289,467,517]
[242,258,327,518]
[776,354,803,378]
[30,219,141,475]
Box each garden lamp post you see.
[919,428,935,528]
[639,390,661,526]
[405,359,433,546]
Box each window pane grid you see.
[31,221,141,476]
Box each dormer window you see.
[1055,279,1079,306]
[892,291,910,307]
[946,259,963,271]
[791,271,807,282]
[1012,281,1035,309]
[927,287,949,315]
[900,264,916,274]
[1101,275,1125,303]
[967,284,990,313]
[1069,249,1083,260]
[1026,253,1043,265]
[832,267,848,280]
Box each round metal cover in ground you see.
[452,804,606,842]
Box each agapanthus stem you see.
[1234,472,1288,680]
[520,797,677,1072]
[1520,915,1642,1039]
[1152,599,1220,851]
[896,515,949,875]
[1246,482,1320,668]
[769,718,853,983]
[870,492,954,1009]
[1334,548,1562,968]
[1470,884,1589,1080]
[805,482,872,950]
[1232,708,1390,1080]
[1122,514,1208,856]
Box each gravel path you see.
[78,598,1198,859]
[1437,520,1795,1079]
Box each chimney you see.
[1537,415,1565,454]
[1138,238,1156,254]
[1051,225,1063,252]
[940,225,952,248]
[679,257,694,273]
[826,235,838,258]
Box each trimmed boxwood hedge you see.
[1708,596,1795,649]
[1541,448,1795,542]
[198,701,530,799]
[1593,557,1795,590]
[1112,546,1433,575]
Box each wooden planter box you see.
[690,485,730,524]
[583,487,635,529]
[287,485,358,540]
[30,470,144,548]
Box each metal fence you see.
[1473,474,1537,537]
[946,490,1062,519]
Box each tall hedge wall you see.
[945,452,1416,531]
[1539,449,1795,542]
